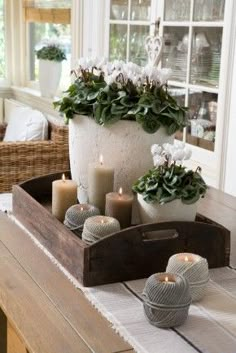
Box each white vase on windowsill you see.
[39,60,62,98]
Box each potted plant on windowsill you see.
[54,58,187,202]
[36,39,66,98]
[132,141,207,223]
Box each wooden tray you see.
[12,171,230,287]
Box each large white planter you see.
[69,115,174,203]
[39,60,62,98]
[137,194,197,223]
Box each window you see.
[109,0,152,66]
[0,0,5,79]
[24,0,71,91]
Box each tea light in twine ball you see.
[82,215,120,244]
[64,204,100,236]
[166,253,209,302]
[142,273,191,328]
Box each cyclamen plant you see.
[54,57,187,134]
[132,141,207,204]
[35,39,66,62]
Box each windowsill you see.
[11,86,65,125]
[11,85,58,101]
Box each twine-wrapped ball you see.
[64,204,100,236]
[143,273,191,328]
[82,215,120,244]
[166,253,209,302]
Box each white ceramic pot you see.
[137,194,197,223]
[39,60,62,98]
[69,115,174,203]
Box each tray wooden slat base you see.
[12,172,230,287]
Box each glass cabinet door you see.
[161,0,225,153]
[109,0,151,65]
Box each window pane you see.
[29,22,71,90]
[186,90,217,151]
[190,27,222,88]
[130,0,151,21]
[110,0,128,20]
[0,0,5,78]
[162,27,189,83]
[129,25,149,65]
[193,0,225,21]
[109,24,127,61]
[164,0,191,21]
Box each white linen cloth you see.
[1,194,236,353]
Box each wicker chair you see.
[0,121,70,192]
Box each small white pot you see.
[137,194,197,223]
[39,60,62,98]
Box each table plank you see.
[7,322,28,353]
[0,212,133,353]
[0,308,7,353]
[0,254,93,353]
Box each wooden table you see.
[0,187,235,353]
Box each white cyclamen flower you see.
[111,60,125,71]
[78,57,91,70]
[162,143,175,155]
[96,57,107,69]
[183,147,192,160]
[151,144,162,156]
[174,140,185,149]
[153,155,166,167]
[124,62,142,76]
[158,68,172,85]
[172,149,185,162]
[104,74,115,85]
[142,65,160,82]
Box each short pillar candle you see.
[88,155,114,214]
[166,253,209,302]
[82,215,120,244]
[52,174,77,222]
[105,188,133,228]
[142,272,191,328]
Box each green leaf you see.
[87,91,100,100]
[167,123,179,135]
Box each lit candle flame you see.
[185,256,189,262]
[101,218,105,224]
[164,276,169,283]
[99,154,104,165]
[118,187,123,196]
[80,206,84,211]
[62,174,66,182]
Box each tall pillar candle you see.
[105,188,133,228]
[88,155,114,214]
[52,174,77,222]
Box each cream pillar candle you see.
[105,187,133,228]
[52,174,77,222]
[88,155,114,214]
[166,253,209,302]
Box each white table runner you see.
[1,194,236,353]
